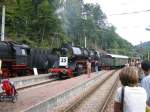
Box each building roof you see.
[108,54,129,59]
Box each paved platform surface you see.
[0,74,51,92]
[0,71,105,112]
[10,74,48,81]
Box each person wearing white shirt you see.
[114,67,147,112]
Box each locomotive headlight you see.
[48,72,52,76]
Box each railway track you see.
[100,74,119,112]
[55,70,120,112]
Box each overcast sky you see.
[84,0,150,45]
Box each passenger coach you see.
[101,53,129,69]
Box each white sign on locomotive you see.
[59,57,68,67]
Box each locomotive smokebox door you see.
[59,57,68,67]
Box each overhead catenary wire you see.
[109,9,150,16]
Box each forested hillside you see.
[135,41,150,60]
[136,41,150,50]
[0,0,134,56]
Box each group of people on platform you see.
[86,59,100,78]
[86,58,150,112]
[114,60,150,112]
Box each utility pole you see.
[1,5,5,41]
[148,50,150,60]
[51,32,59,48]
[84,36,86,48]
[140,41,143,60]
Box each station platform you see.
[0,71,110,112]
[0,74,51,92]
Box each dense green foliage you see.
[1,0,64,48]
[0,0,134,56]
[135,41,150,60]
[136,41,150,51]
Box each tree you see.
[2,0,62,47]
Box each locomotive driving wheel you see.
[2,69,10,78]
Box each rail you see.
[100,77,119,112]
[63,70,118,112]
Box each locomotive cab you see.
[12,43,30,65]
[0,41,30,78]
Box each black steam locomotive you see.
[49,44,101,78]
[0,41,30,77]
[0,41,58,78]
